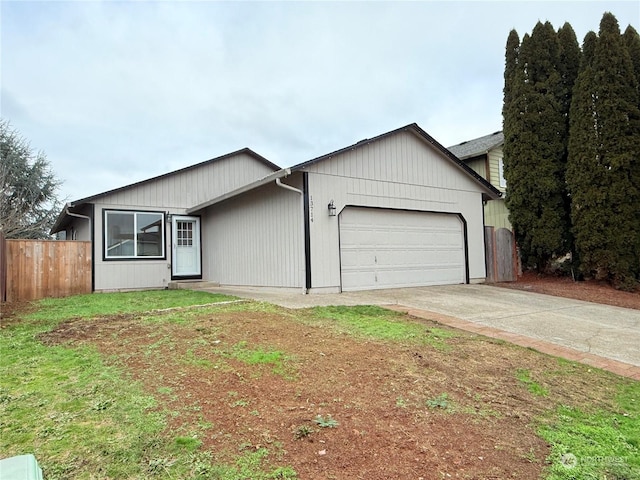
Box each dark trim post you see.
[90,204,95,292]
[302,172,312,290]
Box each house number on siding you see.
[309,196,314,223]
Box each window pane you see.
[137,213,163,256]
[177,221,193,247]
[106,213,134,257]
[499,159,507,188]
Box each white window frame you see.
[104,209,166,260]
[498,158,507,189]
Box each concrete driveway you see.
[200,284,640,372]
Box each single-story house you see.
[51,123,501,293]
[448,131,511,230]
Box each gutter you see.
[275,177,302,195]
[50,203,92,238]
[65,207,92,240]
[65,206,91,227]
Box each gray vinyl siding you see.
[97,153,274,208]
[201,177,304,289]
[92,202,172,290]
[302,131,488,289]
[91,152,275,291]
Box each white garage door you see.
[339,207,465,291]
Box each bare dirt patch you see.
[497,272,640,310]
[0,300,35,327]
[39,305,624,479]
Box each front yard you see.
[1,290,638,479]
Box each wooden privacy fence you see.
[0,231,6,303]
[485,226,518,283]
[2,239,91,302]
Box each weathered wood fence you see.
[485,226,518,283]
[1,238,91,302]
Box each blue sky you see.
[2,1,638,201]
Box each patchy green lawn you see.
[1,290,638,479]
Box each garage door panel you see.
[339,208,465,291]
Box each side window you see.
[104,210,164,259]
[498,159,507,189]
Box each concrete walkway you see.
[200,284,640,380]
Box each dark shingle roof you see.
[448,131,503,160]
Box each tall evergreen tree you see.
[565,31,598,276]
[503,30,520,110]
[503,31,536,267]
[623,25,640,93]
[503,22,571,271]
[557,23,581,117]
[556,23,581,266]
[567,13,640,289]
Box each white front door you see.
[172,216,201,278]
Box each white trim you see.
[104,210,165,259]
[172,216,201,277]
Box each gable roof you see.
[292,123,501,198]
[69,147,279,207]
[188,124,501,213]
[448,131,503,160]
[50,148,280,233]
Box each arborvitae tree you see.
[623,25,640,93]
[503,22,570,271]
[565,31,598,276]
[567,13,640,289]
[556,23,581,266]
[557,23,581,116]
[503,31,535,267]
[503,30,520,109]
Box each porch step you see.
[168,281,220,290]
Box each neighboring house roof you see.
[448,131,503,161]
[188,123,501,213]
[50,148,279,234]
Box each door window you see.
[176,221,193,247]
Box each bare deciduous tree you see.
[1,119,63,239]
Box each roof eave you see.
[50,200,91,234]
[186,168,292,214]
[65,148,281,207]
[288,123,501,199]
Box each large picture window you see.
[104,210,165,259]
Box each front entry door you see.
[172,216,201,278]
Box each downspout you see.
[66,205,94,292]
[275,176,307,294]
[65,206,92,240]
[275,176,300,194]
